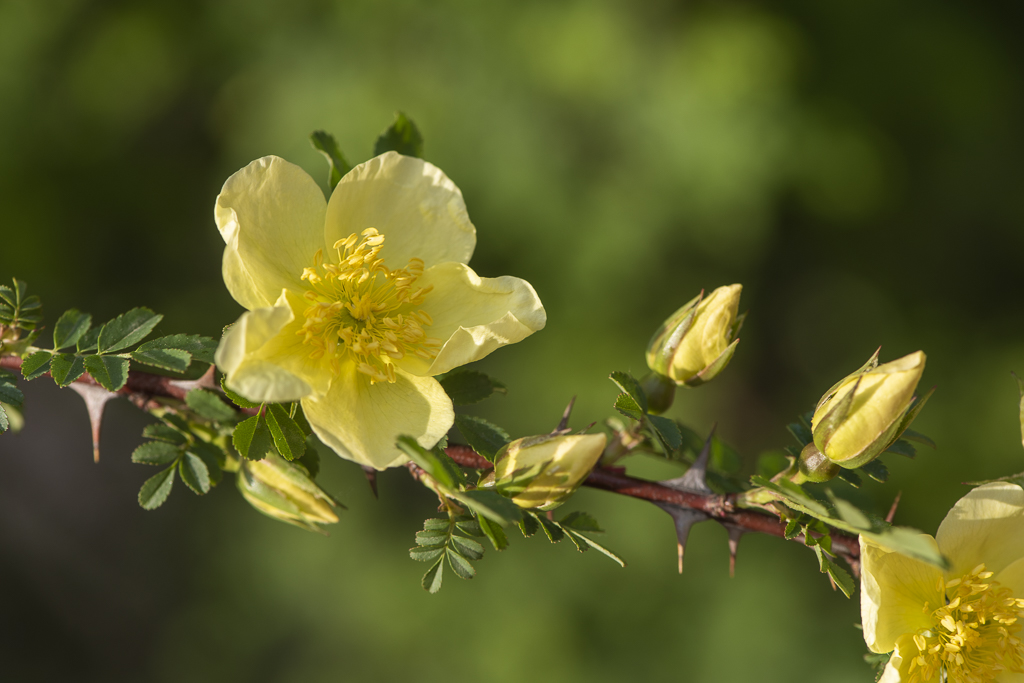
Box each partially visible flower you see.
[487,433,607,510]
[811,351,926,469]
[645,284,742,387]
[214,152,546,469]
[238,452,340,531]
[861,483,1024,682]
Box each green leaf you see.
[76,326,101,353]
[613,393,644,422]
[409,546,444,563]
[84,354,130,391]
[836,468,862,488]
[438,369,506,406]
[452,489,523,525]
[265,404,307,460]
[233,414,275,460]
[884,440,916,459]
[858,459,889,483]
[310,130,352,190]
[374,112,424,158]
[396,435,456,489]
[647,414,682,451]
[97,307,163,353]
[422,557,444,593]
[415,529,449,547]
[138,466,176,510]
[132,441,181,465]
[221,376,260,409]
[453,414,510,462]
[131,347,191,372]
[787,419,813,446]
[560,510,603,532]
[21,350,52,380]
[565,529,627,567]
[52,309,92,350]
[812,546,855,598]
[477,514,509,551]
[536,514,565,543]
[0,381,24,407]
[610,371,647,413]
[900,429,936,449]
[136,334,217,364]
[423,518,449,531]
[188,441,225,487]
[179,452,211,494]
[298,435,321,478]
[185,388,237,422]
[49,353,86,387]
[451,535,485,561]
[446,548,476,580]
[749,475,830,517]
[784,518,801,539]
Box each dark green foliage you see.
[179,452,211,494]
[265,404,306,460]
[409,515,484,593]
[438,368,506,406]
[21,351,52,380]
[49,353,86,387]
[310,130,352,190]
[84,355,129,391]
[138,466,176,510]
[453,414,509,461]
[96,307,163,353]
[52,309,92,350]
[232,413,275,460]
[0,279,42,330]
[519,510,626,567]
[374,112,424,158]
[185,388,237,422]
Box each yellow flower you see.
[488,433,607,510]
[214,152,546,469]
[861,483,1024,682]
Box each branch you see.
[0,354,861,570]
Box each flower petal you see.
[877,634,936,683]
[398,262,546,376]
[216,156,327,310]
[324,152,475,270]
[936,483,1024,577]
[215,295,313,403]
[301,363,454,470]
[994,556,1024,600]
[860,535,943,654]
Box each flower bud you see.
[646,284,743,386]
[796,442,839,483]
[811,350,926,469]
[489,433,607,510]
[237,452,340,531]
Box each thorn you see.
[168,364,218,395]
[654,503,708,574]
[556,396,576,433]
[576,421,597,435]
[727,526,743,578]
[886,491,902,524]
[361,465,378,499]
[68,383,117,463]
[661,424,715,495]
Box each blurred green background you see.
[2,0,1024,680]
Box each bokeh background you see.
[2,0,1024,680]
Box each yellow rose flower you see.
[861,483,1024,682]
[214,152,546,469]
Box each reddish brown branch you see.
[1,354,860,567]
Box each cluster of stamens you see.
[298,228,441,383]
[908,564,1024,683]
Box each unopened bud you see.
[797,442,839,482]
[811,350,926,469]
[238,452,340,530]
[489,433,607,510]
[646,284,743,386]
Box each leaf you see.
[446,548,476,580]
[310,130,352,190]
[52,309,92,350]
[560,510,603,532]
[858,459,889,483]
[422,557,444,593]
[232,414,275,460]
[536,514,565,543]
[395,436,456,489]
[132,441,181,465]
[610,371,647,413]
[298,436,321,478]
[84,355,130,391]
[49,353,86,387]
[423,518,450,531]
[647,414,682,451]
[813,546,855,598]
[451,535,485,561]
[884,440,916,459]
[409,546,444,563]
[415,529,449,546]
[478,514,509,551]
[136,334,218,364]
[131,347,191,372]
[787,420,813,446]
[452,489,523,525]
[900,429,936,449]
[835,468,862,488]
[96,308,163,353]
[749,475,830,517]
[518,514,539,538]
[863,525,949,570]
[188,441,225,486]
[265,404,307,460]
[613,393,644,422]
[565,530,627,567]
[179,452,211,494]
[186,388,237,422]
[221,376,260,409]
[438,369,506,406]
[454,414,510,461]
[374,112,424,158]
[0,381,24,407]
[21,350,52,380]
[138,466,176,510]
[76,326,101,353]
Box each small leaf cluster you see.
[411,516,487,593]
[21,305,217,391]
[0,368,24,433]
[133,409,228,509]
[611,371,681,455]
[518,510,625,567]
[228,397,309,464]
[0,278,42,342]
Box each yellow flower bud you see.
[237,452,340,531]
[490,433,607,510]
[811,350,926,469]
[646,284,743,386]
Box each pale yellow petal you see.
[860,535,943,654]
[301,363,454,470]
[215,296,313,403]
[878,634,937,683]
[216,156,327,310]
[324,152,475,270]
[936,483,1024,577]
[398,262,546,376]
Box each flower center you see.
[297,228,441,384]
[909,564,1024,683]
